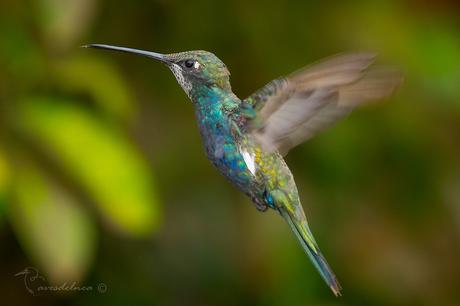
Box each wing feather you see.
[244,53,402,155]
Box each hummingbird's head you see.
[84,44,231,97]
[165,50,231,94]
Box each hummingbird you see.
[85,44,402,296]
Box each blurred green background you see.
[1,0,460,305]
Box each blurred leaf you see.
[8,159,96,284]
[53,55,136,120]
[35,0,97,51]
[18,96,160,236]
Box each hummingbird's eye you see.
[183,59,201,70]
[184,60,195,68]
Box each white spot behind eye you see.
[194,61,201,69]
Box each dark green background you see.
[1,0,459,305]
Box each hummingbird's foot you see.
[252,197,268,212]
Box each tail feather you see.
[279,207,342,296]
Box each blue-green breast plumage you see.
[191,84,298,212]
[193,86,258,193]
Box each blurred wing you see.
[243,53,402,155]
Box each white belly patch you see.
[240,149,256,176]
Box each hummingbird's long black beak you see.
[82,44,169,63]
